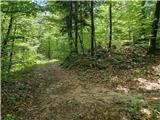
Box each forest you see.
[1,0,160,120]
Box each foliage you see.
[1,1,160,119]
[1,1,160,77]
[4,114,16,120]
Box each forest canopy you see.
[1,0,160,75]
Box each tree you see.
[47,39,51,59]
[139,1,146,41]
[74,1,78,54]
[149,1,160,53]
[108,0,112,49]
[8,24,17,72]
[79,2,84,54]
[91,1,95,56]
[1,1,40,74]
[2,14,14,49]
[69,1,73,53]
[1,2,15,55]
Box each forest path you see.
[16,61,160,120]
[17,62,96,120]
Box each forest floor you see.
[2,46,160,120]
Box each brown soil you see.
[6,60,158,120]
[2,54,160,120]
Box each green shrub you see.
[4,114,16,120]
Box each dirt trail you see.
[16,62,160,120]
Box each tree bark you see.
[68,1,73,53]
[2,14,14,55]
[48,39,51,59]
[149,1,160,53]
[79,3,84,54]
[74,1,78,54]
[108,0,112,49]
[141,1,146,40]
[8,25,17,72]
[91,1,95,56]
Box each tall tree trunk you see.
[69,1,73,53]
[8,25,17,72]
[125,1,132,42]
[79,33,84,54]
[108,0,112,49]
[139,1,146,41]
[79,2,84,54]
[149,1,160,53]
[128,30,131,41]
[2,14,14,54]
[48,39,51,59]
[91,1,95,56]
[74,1,78,54]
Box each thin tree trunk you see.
[2,14,14,54]
[80,27,84,54]
[80,3,84,54]
[79,33,84,54]
[8,25,17,72]
[91,1,95,56]
[69,1,73,53]
[48,39,51,59]
[108,0,112,49]
[128,30,131,41]
[140,1,146,41]
[149,1,160,53]
[126,1,131,42]
[74,1,78,54]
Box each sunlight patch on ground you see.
[136,78,160,91]
[152,64,160,76]
[122,117,128,120]
[37,59,59,64]
[151,97,160,100]
[140,108,151,119]
[116,85,129,93]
